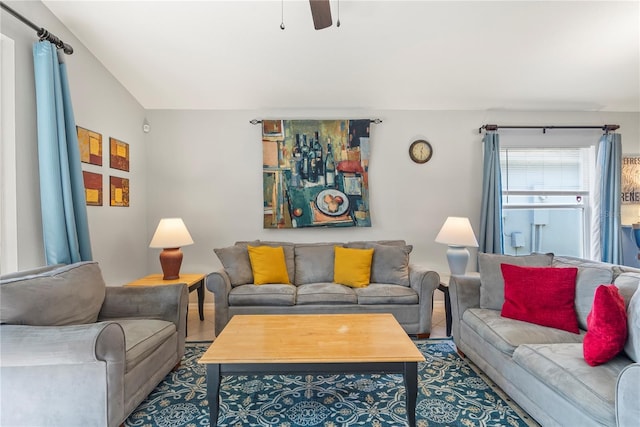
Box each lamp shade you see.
[435,217,479,247]
[149,218,194,249]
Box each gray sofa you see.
[207,240,440,337]
[449,253,640,427]
[0,261,189,427]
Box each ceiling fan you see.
[309,0,333,30]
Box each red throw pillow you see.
[501,264,579,333]
[583,285,628,366]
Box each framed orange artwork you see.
[82,171,102,206]
[110,176,129,207]
[77,126,102,166]
[110,137,130,171]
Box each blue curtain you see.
[479,132,504,254]
[33,41,92,264]
[596,132,622,264]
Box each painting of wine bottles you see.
[262,119,371,229]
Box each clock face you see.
[409,140,433,164]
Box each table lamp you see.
[435,216,479,275]
[149,218,194,280]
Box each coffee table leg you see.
[206,364,221,427]
[404,362,418,427]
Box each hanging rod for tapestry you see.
[0,1,73,54]
[478,124,619,134]
[250,119,382,125]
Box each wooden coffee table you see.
[199,313,425,427]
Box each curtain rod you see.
[0,1,73,54]
[250,119,382,125]
[478,124,619,134]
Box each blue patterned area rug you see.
[124,339,538,427]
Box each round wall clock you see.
[409,139,433,164]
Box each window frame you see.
[499,144,596,259]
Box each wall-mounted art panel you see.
[110,137,130,171]
[110,176,129,207]
[77,126,102,166]
[82,171,102,206]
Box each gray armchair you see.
[0,262,188,427]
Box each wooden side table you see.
[125,273,206,322]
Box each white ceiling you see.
[42,0,640,111]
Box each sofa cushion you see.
[613,272,640,305]
[293,244,337,285]
[247,245,291,285]
[214,244,254,286]
[0,261,105,326]
[513,343,628,426]
[583,285,628,366]
[478,252,554,310]
[228,284,295,306]
[553,257,614,330]
[346,242,412,286]
[347,240,407,247]
[625,288,640,362]
[296,283,357,305]
[334,246,374,288]
[254,241,296,284]
[462,308,583,357]
[355,284,418,305]
[501,264,579,333]
[116,318,175,372]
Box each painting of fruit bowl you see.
[315,189,350,217]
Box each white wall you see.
[145,109,639,305]
[3,1,639,292]
[1,1,148,284]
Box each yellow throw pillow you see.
[333,246,374,288]
[247,245,291,285]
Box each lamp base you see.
[447,245,470,275]
[159,247,183,280]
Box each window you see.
[1,34,18,274]
[501,147,594,258]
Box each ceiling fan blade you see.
[309,0,332,30]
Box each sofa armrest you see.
[206,269,232,337]
[616,362,640,427]
[1,322,125,365]
[409,264,440,334]
[0,323,126,427]
[448,273,481,344]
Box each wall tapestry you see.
[262,119,371,229]
[622,155,640,205]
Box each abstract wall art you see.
[82,171,102,206]
[110,176,129,207]
[110,137,130,172]
[77,126,102,166]
[261,119,371,229]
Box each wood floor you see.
[186,302,449,342]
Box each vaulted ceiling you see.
[42,1,640,111]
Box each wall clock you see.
[409,139,433,164]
